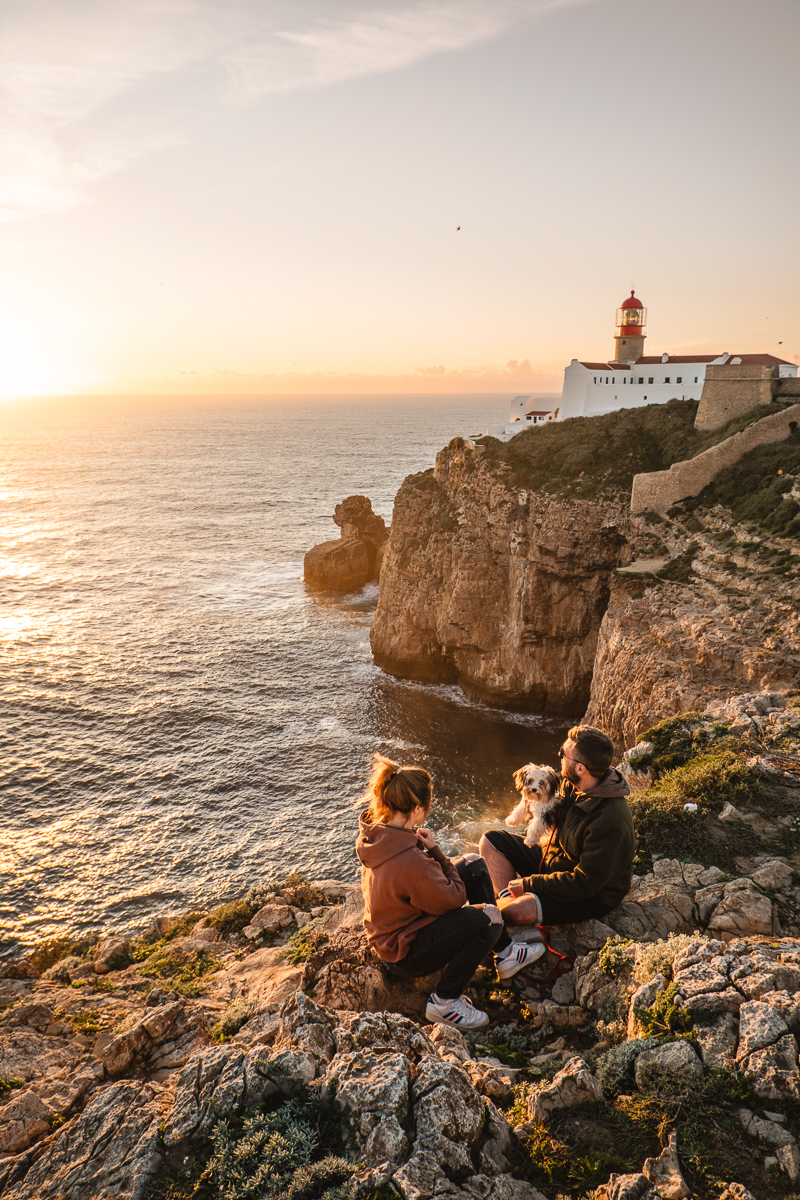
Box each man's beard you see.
[562,760,580,786]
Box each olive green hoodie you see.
[522,769,636,909]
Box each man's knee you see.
[479,833,509,866]
[498,893,542,925]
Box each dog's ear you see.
[546,766,560,797]
[513,763,535,793]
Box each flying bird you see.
[456,225,460,231]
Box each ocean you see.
[0,393,572,956]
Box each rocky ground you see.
[586,503,800,751]
[1,694,799,1200]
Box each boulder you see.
[529,1056,603,1122]
[634,1040,703,1089]
[93,936,132,974]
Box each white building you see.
[556,292,797,422]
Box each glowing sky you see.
[1,0,798,396]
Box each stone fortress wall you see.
[631,393,800,514]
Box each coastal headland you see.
[371,398,800,748]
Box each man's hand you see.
[415,827,437,852]
[507,877,525,897]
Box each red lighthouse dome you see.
[616,291,646,334]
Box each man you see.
[479,724,636,927]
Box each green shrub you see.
[212,999,255,1043]
[598,937,634,978]
[146,1093,355,1200]
[633,983,694,1037]
[27,935,96,974]
[138,947,221,998]
[276,873,326,910]
[207,897,260,938]
[628,749,775,867]
[595,1036,664,1098]
[278,924,320,966]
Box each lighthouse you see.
[614,291,647,364]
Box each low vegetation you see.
[137,947,221,998]
[623,711,796,870]
[475,398,796,503]
[684,423,800,537]
[147,1091,357,1200]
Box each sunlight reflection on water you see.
[0,394,573,954]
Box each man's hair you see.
[567,725,614,777]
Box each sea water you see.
[0,394,572,955]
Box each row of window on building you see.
[593,375,700,385]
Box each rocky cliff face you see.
[372,414,800,740]
[586,504,800,748]
[371,438,634,712]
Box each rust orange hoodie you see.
[356,811,467,963]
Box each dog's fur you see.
[506,763,562,848]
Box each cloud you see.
[0,0,588,222]
[99,357,563,395]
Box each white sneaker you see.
[425,993,490,1029]
[495,941,546,979]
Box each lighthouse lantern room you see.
[614,291,647,364]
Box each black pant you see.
[483,829,613,926]
[388,856,508,999]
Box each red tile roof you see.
[725,353,794,367]
[635,355,719,365]
[578,353,795,371]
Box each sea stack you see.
[304,495,389,592]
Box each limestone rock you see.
[2,1080,166,1200]
[716,1186,757,1200]
[694,1012,738,1068]
[93,936,132,974]
[707,886,773,941]
[242,902,293,938]
[596,1174,660,1200]
[743,1033,800,1100]
[634,1040,703,1089]
[0,1090,53,1154]
[642,1129,690,1200]
[777,1141,800,1183]
[529,1056,603,1122]
[327,1050,410,1165]
[304,495,388,591]
[100,1000,184,1076]
[738,1107,796,1147]
[736,1000,789,1060]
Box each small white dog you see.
[506,763,562,848]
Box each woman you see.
[356,754,543,1029]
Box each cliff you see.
[370,437,633,712]
[372,400,800,737]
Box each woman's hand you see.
[415,827,437,852]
